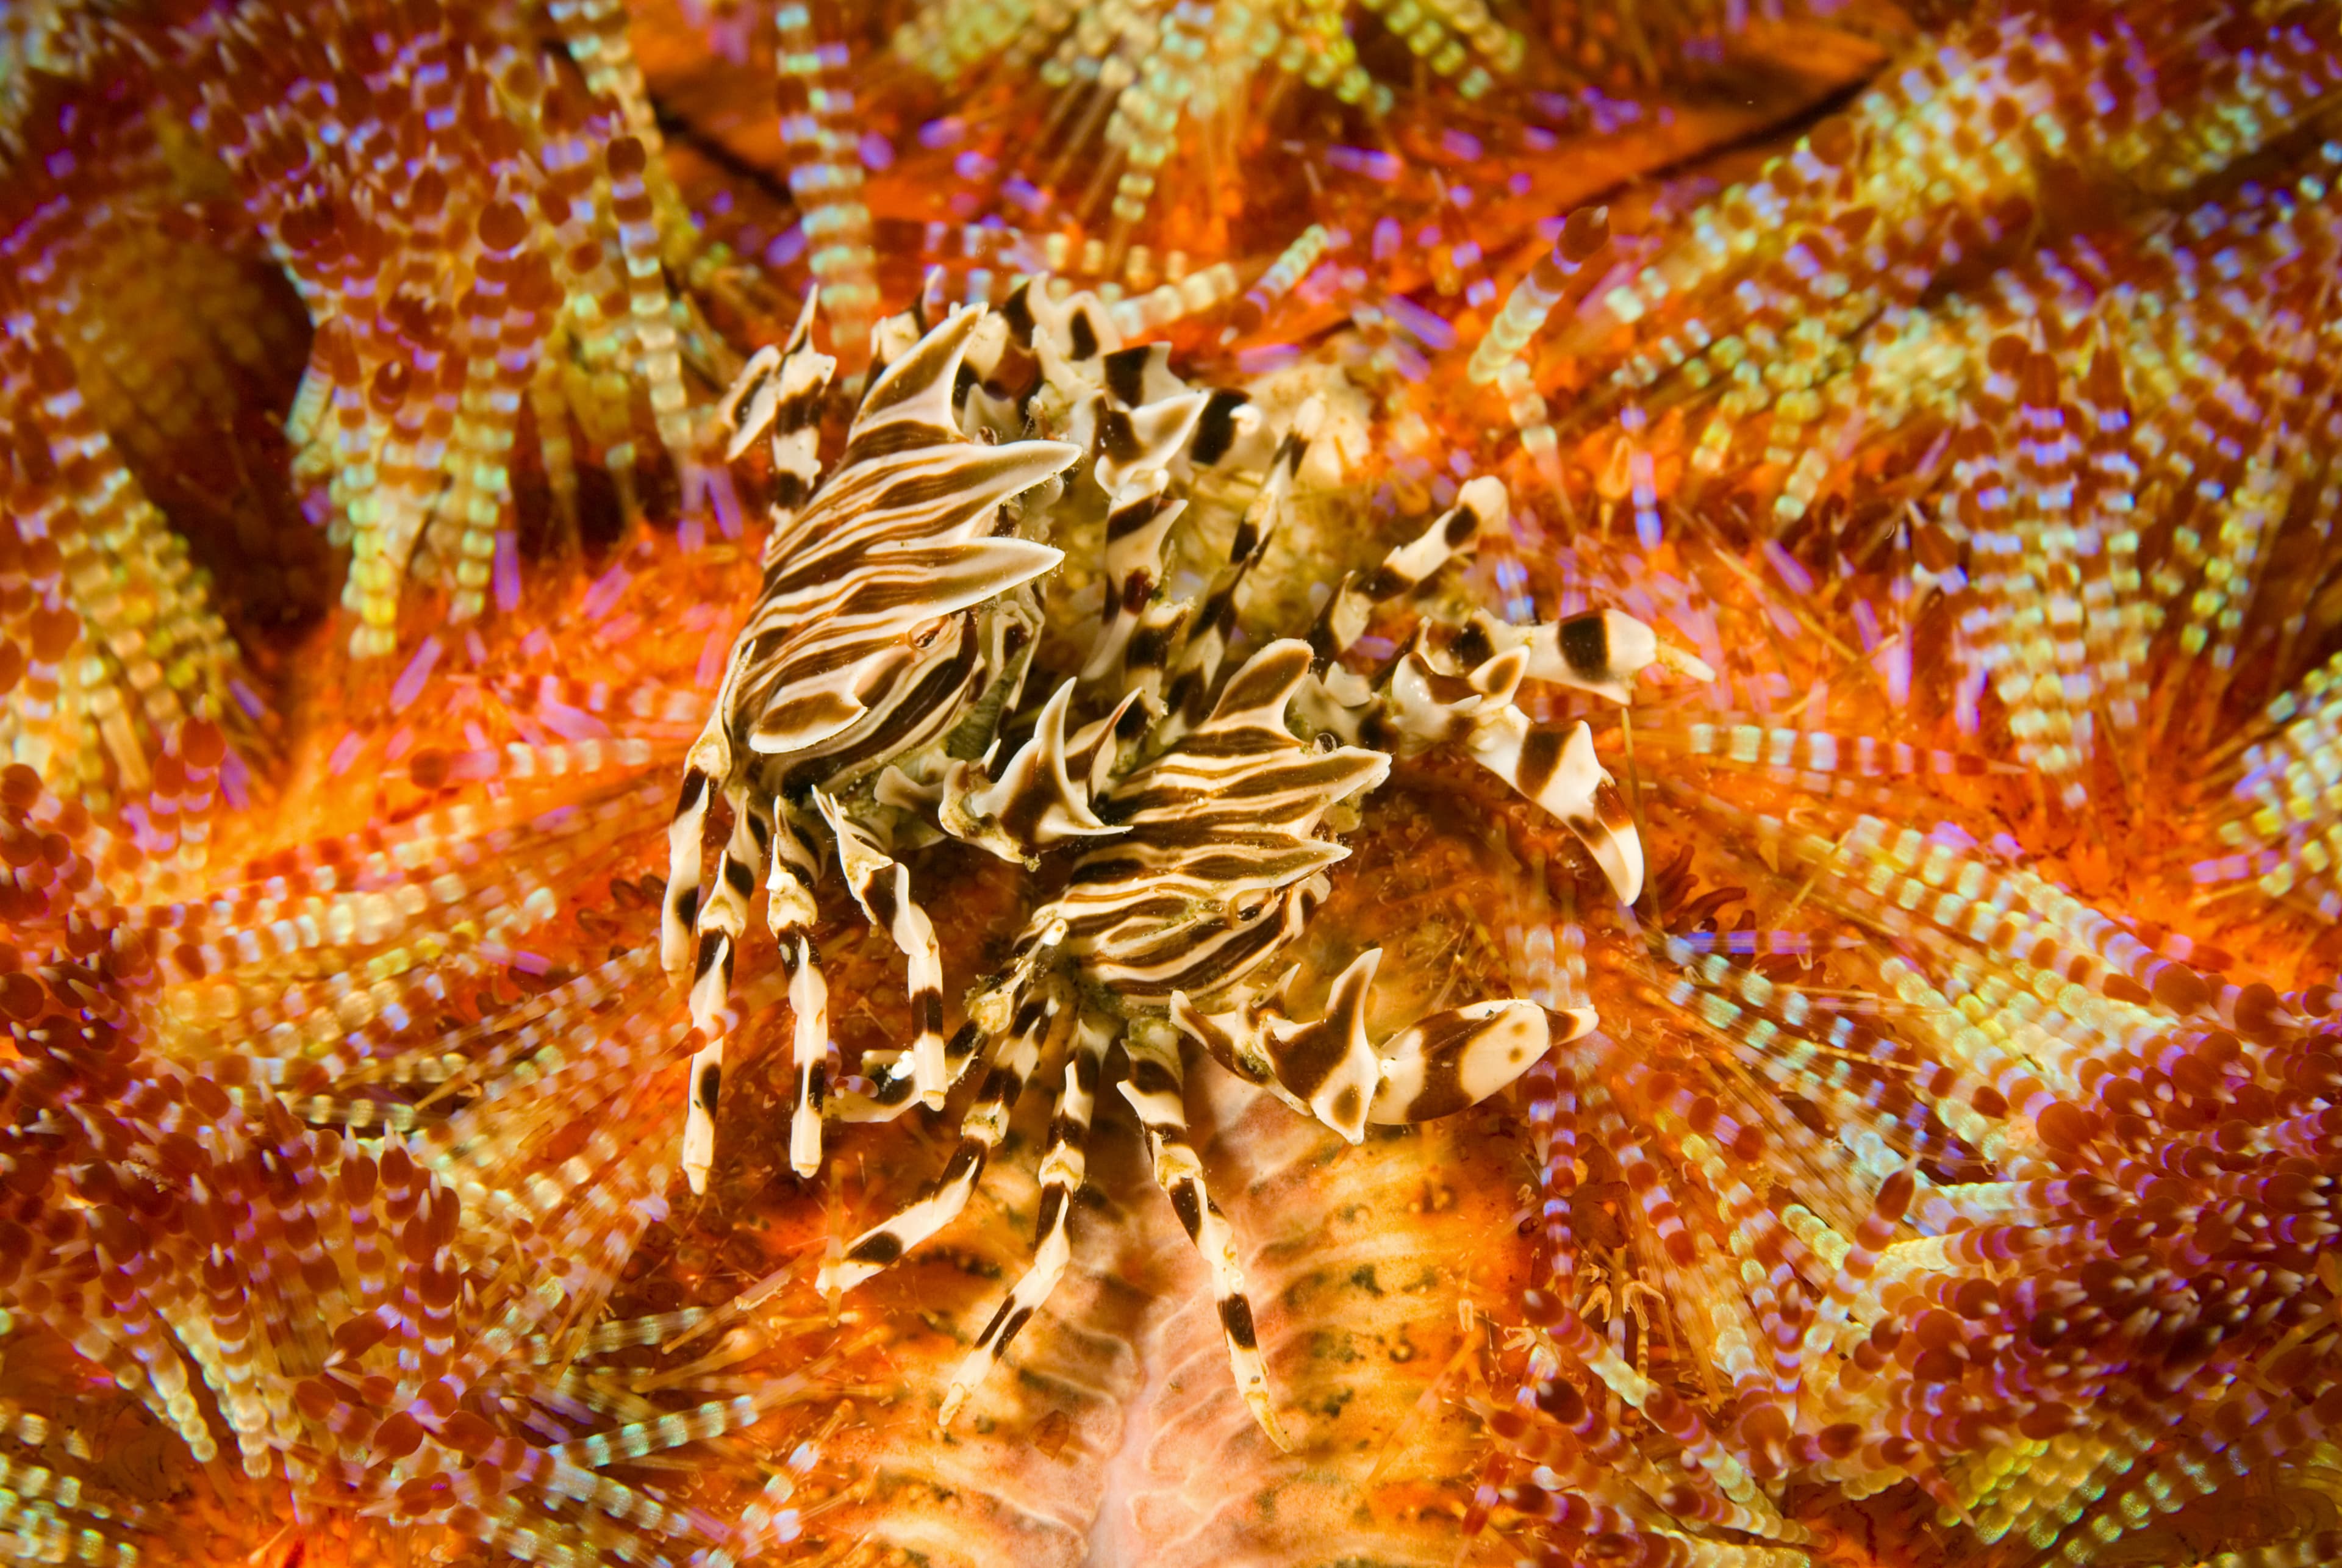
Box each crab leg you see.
[686,784,769,1026]
[837,922,1069,1120]
[779,935,832,1180]
[816,986,1062,1299]
[676,779,770,1192]
[718,286,833,530]
[1173,952,1381,1141]
[1117,1017,1291,1451]
[815,791,949,1108]
[1308,474,1508,665]
[670,781,834,1190]
[937,1008,1115,1428]
[1367,998,1591,1124]
[758,806,829,1180]
[679,791,749,1198]
[831,1020,981,1122]
[1161,401,1320,730]
[1302,475,1706,703]
[1079,475,1187,690]
[1092,387,1210,496]
[1178,950,1591,1142]
[1519,607,1712,704]
[661,724,726,988]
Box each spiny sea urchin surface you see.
[8,2,2342,1566]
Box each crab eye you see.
[913,620,944,650]
[1239,903,1262,922]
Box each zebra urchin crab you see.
[666,277,1710,1441]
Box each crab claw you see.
[1370,999,1595,1125]
[1574,764,1645,906]
[1469,715,1644,904]
[1528,607,1711,704]
[1173,950,1386,1145]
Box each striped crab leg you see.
[664,706,758,1189]
[765,804,832,1180]
[1308,474,1709,703]
[814,790,949,1109]
[1368,998,1589,1123]
[1468,712,1645,904]
[1308,475,1510,664]
[814,983,1065,1301]
[835,918,1068,1119]
[719,287,833,522]
[675,776,754,1193]
[1291,479,1706,905]
[937,1008,1115,1428]
[1078,473,1188,692]
[670,777,831,1192]
[669,295,836,1192]
[1118,1017,1291,1451]
[716,303,843,799]
[1159,401,1320,731]
[661,714,734,999]
[830,1020,979,1123]
[687,781,770,1031]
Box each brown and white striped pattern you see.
[814,986,1064,1300]
[815,790,948,1112]
[1173,952,1383,1141]
[683,299,1696,1448]
[1039,639,1391,1004]
[814,642,1381,1441]
[676,792,827,1192]
[1468,712,1643,903]
[829,1020,983,1123]
[1080,473,1187,690]
[702,307,1070,771]
[937,1008,1115,1428]
[1303,472,1693,711]
[1115,1016,1291,1450]
[1308,474,1508,667]
[1367,996,1578,1123]
[1291,474,1680,904]
[1176,948,1591,1143]
[1519,607,1688,706]
[936,676,1126,863]
[666,296,1081,1192]
[1094,387,1211,498]
[718,288,831,512]
[1157,405,1319,736]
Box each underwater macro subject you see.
[5,1,2342,1565]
